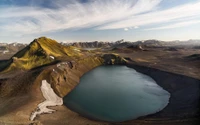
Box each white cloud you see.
[124,28,129,31]
[134,26,139,29]
[97,1,200,30]
[1,0,199,36]
[124,26,139,31]
[0,0,161,35]
[146,20,200,30]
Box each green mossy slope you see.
[1,37,83,72]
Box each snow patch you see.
[50,56,55,60]
[57,64,61,67]
[57,62,68,68]
[3,50,9,54]
[61,62,68,65]
[74,48,80,52]
[52,69,58,73]
[30,80,63,121]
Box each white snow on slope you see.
[30,80,63,121]
[50,56,55,60]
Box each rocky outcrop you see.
[102,54,127,65]
[49,57,104,97]
[47,54,126,97]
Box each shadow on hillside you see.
[0,60,12,72]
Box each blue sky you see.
[0,0,200,43]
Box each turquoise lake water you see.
[64,65,170,122]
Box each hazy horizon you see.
[1,0,200,43]
[1,37,200,44]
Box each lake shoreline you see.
[0,56,199,125]
[124,62,200,124]
[63,65,170,122]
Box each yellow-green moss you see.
[1,37,86,73]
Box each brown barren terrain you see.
[0,39,199,125]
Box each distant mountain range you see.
[0,43,26,54]
[1,39,200,55]
[64,39,200,48]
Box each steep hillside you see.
[1,37,83,72]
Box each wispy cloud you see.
[0,0,161,35]
[1,0,199,38]
[124,26,139,31]
[146,20,200,30]
[97,1,200,30]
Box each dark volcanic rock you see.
[102,54,126,65]
[127,45,145,51]
[164,47,178,51]
[126,62,200,119]
[193,46,200,49]
[185,54,200,61]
